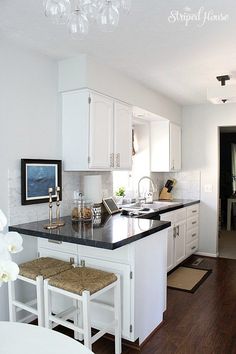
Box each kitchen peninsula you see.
[10,213,170,345]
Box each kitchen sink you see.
[121,200,182,216]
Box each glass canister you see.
[71,199,83,222]
[81,200,93,221]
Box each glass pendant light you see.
[68,9,89,39]
[120,0,131,14]
[44,0,71,24]
[81,0,100,22]
[97,0,119,32]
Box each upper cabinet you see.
[150,121,181,172]
[62,89,132,171]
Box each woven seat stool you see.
[8,257,73,326]
[44,266,121,354]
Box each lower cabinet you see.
[161,204,200,272]
[174,220,186,265]
[37,229,168,344]
[78,256,132,340]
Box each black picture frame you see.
[21,159,62,205]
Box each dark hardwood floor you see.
[55,256,236,354]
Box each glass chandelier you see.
[43,0,132,39]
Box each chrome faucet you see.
[138,176,157,203]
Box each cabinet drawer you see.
[160,211,175,224]
[186,239,198,256]
[38,247,77,264]
[187,204,199,218]
[187,216,199,230]
[175,208,186,222]
[186,227,199,244]
[38,238,78,254]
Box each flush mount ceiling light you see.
[43,0,131,39]
[207,75,236,104]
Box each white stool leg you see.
[8,280,16,322]
[36,276,44,327]
[73,299,83,341]
[82,290,91,350]
[44,279,52,329]
[114,275,122,354]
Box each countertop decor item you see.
[21,159,62,205]
[44,188,59,230]
[0,209,23,286]
[43,0,132,39]
[159,179,176,200]
[55,186,65,227]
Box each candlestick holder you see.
[55,186,65,227]
[43,187,58,230]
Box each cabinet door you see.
[167,227,174,272]
[62,90,90,171]
[170,123,181,171]
[89,93,114,169]
[174,221,186,265]
[114,101,132,170]
[79,256,132,340]
[150,121,170,172]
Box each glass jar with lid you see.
[71,191,84,222]
[81,200,93,221]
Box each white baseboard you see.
[195,251,219,258]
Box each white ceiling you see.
[1,0,236,105]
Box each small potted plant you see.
[115,187,126,205]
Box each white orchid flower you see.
[3,232,23,254]
[0,260,19,286]
[0,210,7,232]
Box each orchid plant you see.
[0,210,23,286]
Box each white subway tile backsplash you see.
[162,170,201,200]
[8,168,113,225]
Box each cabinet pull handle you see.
[192,221,197,225]
[116,153,120,168]
[177,225,180,236]
[48,239,62,245]
[173,227,176,238]
[192,233,197,237]
[110,153,114,168]
[191,246,196,250]
[192,210,197,213]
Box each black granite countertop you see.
[9,214,171,250]
[9,199,199,250]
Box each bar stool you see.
[8,257,73,326]
[44,266,121,354]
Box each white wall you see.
[0,38,59,320]
[58,55,182,124]
[182,103,236,256]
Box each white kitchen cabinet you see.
[174,220,186,265]
[185,204,199,256]
[78,256,132,340]
[89,92,114,169]
[114,101,132,169]
[37,228,168,344]
[160,208,186,271]
[62,89,132,171]
[150,121,181,172]
[167,227,174,272]
[160,204,200,272]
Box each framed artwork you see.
[21,159,62,205]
